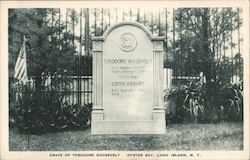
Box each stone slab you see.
[91,120,166,134]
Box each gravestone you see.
[91,21,166,134]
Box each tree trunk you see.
[85,8,90,56]
[202,8,214,114]
[72,10,75,49]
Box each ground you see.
[9,122,243,151]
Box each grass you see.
[9,122,243,151]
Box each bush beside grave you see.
[10,84,92,134]
[164,82,243,124]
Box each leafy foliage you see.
[15,93,92,134]
[164,80,243,124]
[164,82,205,123]
[172,8,242,76]
[11,78,92,134]
[9,9,77,90]
[170,8,243,115]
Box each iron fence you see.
[15,75,92,106]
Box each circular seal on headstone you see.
[119,33,137,52]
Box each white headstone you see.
[91,22,166,134]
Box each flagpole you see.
[18,35,30,150]
[24,35,31,150]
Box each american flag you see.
[14,38,28,84]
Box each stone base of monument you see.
[91,110,166,134]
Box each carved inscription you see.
[104,58,153,97]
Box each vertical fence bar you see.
[65,9,68,45]
[173,8,176,82]
[84,76,86,105]
[137,8,140,22]
[214,13,218,88]
[165,8,168,88]
[108,8,111,27]
[143,9,146,25]
[74,77,76,105]
[84,77,86,105]
[94,8,97,36]
[75,76,78,104]
[115,8,118,23]
[158,8,161,36]
[82,77,84,105]
[85,8,90,56]
[230,12,233,83]
[237,8,241,83]
[123,9,125,20]
[220,9,224,81]
[76,13,79,106]
[151,10,154,34]
[87,76,90,104]
[223,9,226,60]
[91,76,93,104]
[72,9,75,49]
[58,9,61,50]
[130,8,132,21]
[83,76,85,105]
[101,8,104,35]
[68,76,70,105]
[215,10,218,85]
[72,76,74,104]
[79,8,82,105]
[180,9,183,82]
[165,8,168,52]
[219,34,222,82]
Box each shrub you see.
[214,84,243,122]
[11,77,93,134]
[164,82,243,124]
[164,87,187,123]
[14,87,93,134]
[9,78,20,128]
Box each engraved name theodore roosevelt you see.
[119,33,137,52]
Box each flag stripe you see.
[20,70,27,83]
[14,45,25,70]
[16,64,26,80]
[14,54,26,79]
[14,41,28,84]
[15,57,24,72]
[14,59,25,78]
[16,54,26,73]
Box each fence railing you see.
[15,75,93,106]
[61,76,93,106]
